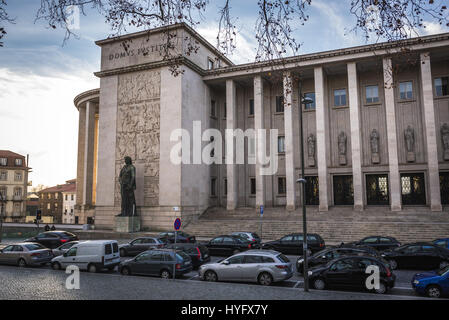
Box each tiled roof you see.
[39,182,76,193]
[0,150,27,169]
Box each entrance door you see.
[333,175,354,205]
[366,174,389,205]
[440,172,449,205]
[305,176,319,205]
[400,173,426,205]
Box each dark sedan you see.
[296,247,382,274]
[343,236,401,252]
[158,231,196,244]
[206,235,259,256]
[382,242,449,270]
[118,249,193,278]
[119,237,164,257]
[164,243,210,268]
[308,256,396,294]
[433,238,449,250]
[262,233,325,255]
[25,231,79,249]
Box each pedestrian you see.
[44,224,50,231]
[51,225,56,231]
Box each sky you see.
[0,0,447,189]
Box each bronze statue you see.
[118,156,136,216]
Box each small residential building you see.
[62,179,77,224]
[0,150,29,222]
[38,179,76,224]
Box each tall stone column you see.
[314,67,329,211]
[254,75,265,208]
[383,57,402,211]
[347,62,364,211]
[83,101,96,206]
[76,106,86,207]
[283,72,296,210]
[420,52,442,211]
[226,79,238,210]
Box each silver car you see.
[199,249,293,286]
[0,242,53,267]
[52,241,81,257]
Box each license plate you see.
[185,261,191,265]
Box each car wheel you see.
[426,285,441,298]
[51,262,61,270]
[88,264,97,273]
[160,269,171,279]
[17,258,27,268]
[258,272,273,286]
[439,261,449,269]
[374,281,387,294]
[121,267,131,276]
[204,270,218,282]
[388,259,398,270]
[313,278,326,290]
[120,249,126,257]
[232,249,240,255]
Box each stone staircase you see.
[184,206,449,245]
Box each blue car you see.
[412,265,449,298]
[433,238,449,250]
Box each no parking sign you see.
[174,218,181,230]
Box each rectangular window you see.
[0,187,6,198]
[13,203,21,213]
[440,172,449,205]
[47,193,51,199]
[223,102,227,118]
[210,178,216,196]
[210,100,216,117]
[275,96,284,113]
[399,81,413,100]
[0,171,7,180]
[47,203,50,210]
[249,99,254,115]
[14,172,22,181]
[334,89,347,107]
[0,158,6,166]
[71,194,74,201]
[305,176,319,205]
[14,188,22,197]
[366,85,379,103]
[224,179,227,196]
[333,175,354,205]
[278,136,285,153]
[366,174,389,205]
[401,173,426,205]
[435,77,449,97]
[278,177,286,195]
[207,58,214,70]
[55,193,58,200]
[304,92,316,110]
[250,178,256,195]
[14,158,23,166]
[65,195,68,201]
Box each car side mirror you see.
[63,252,67,257]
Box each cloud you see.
[420,21,447,36]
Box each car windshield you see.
[437,265,449,276]
[24,243,45,251]
[312,249,329,258]
[176,251,190,261]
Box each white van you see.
[51,240,120,273]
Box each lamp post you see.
[297,79,314,292]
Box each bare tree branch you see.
[0,0,15,47]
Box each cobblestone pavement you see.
[0,265,434,300]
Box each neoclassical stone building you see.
[74,23,449,230]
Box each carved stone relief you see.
[441,123,449,161]
[338,131,347,165]
[404,125,415,162]
[115,70,161,207]
[370,129,380,164]
[307,134,316,167]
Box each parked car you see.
[52,241,81,257]
[206,235,259,256]
[164,243,210,268]
[308,256,395,294]
[119,237,164,257]
[342,236,401,251]
[199,250,293,286]
[382,242,449,270]
[433,238,449,250]
[231,232,261,244]
[0,242,53,267]
[158,231,196,244]
[296,247,383,274]
[119,249,192,278]
[412,265,449,298]
[25,231,79,249]
[51,240,120,273]
[262,233,325,255]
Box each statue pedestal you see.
[371,153,380,164]
[339,155,347,165]
[444,150,449,161]
[115,216,140,233]
[308,157,315,167]
[406,152,416,162]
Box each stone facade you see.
[74,23,449,231]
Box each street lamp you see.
[297,79,314,292]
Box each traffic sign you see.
[174,218,181,230]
